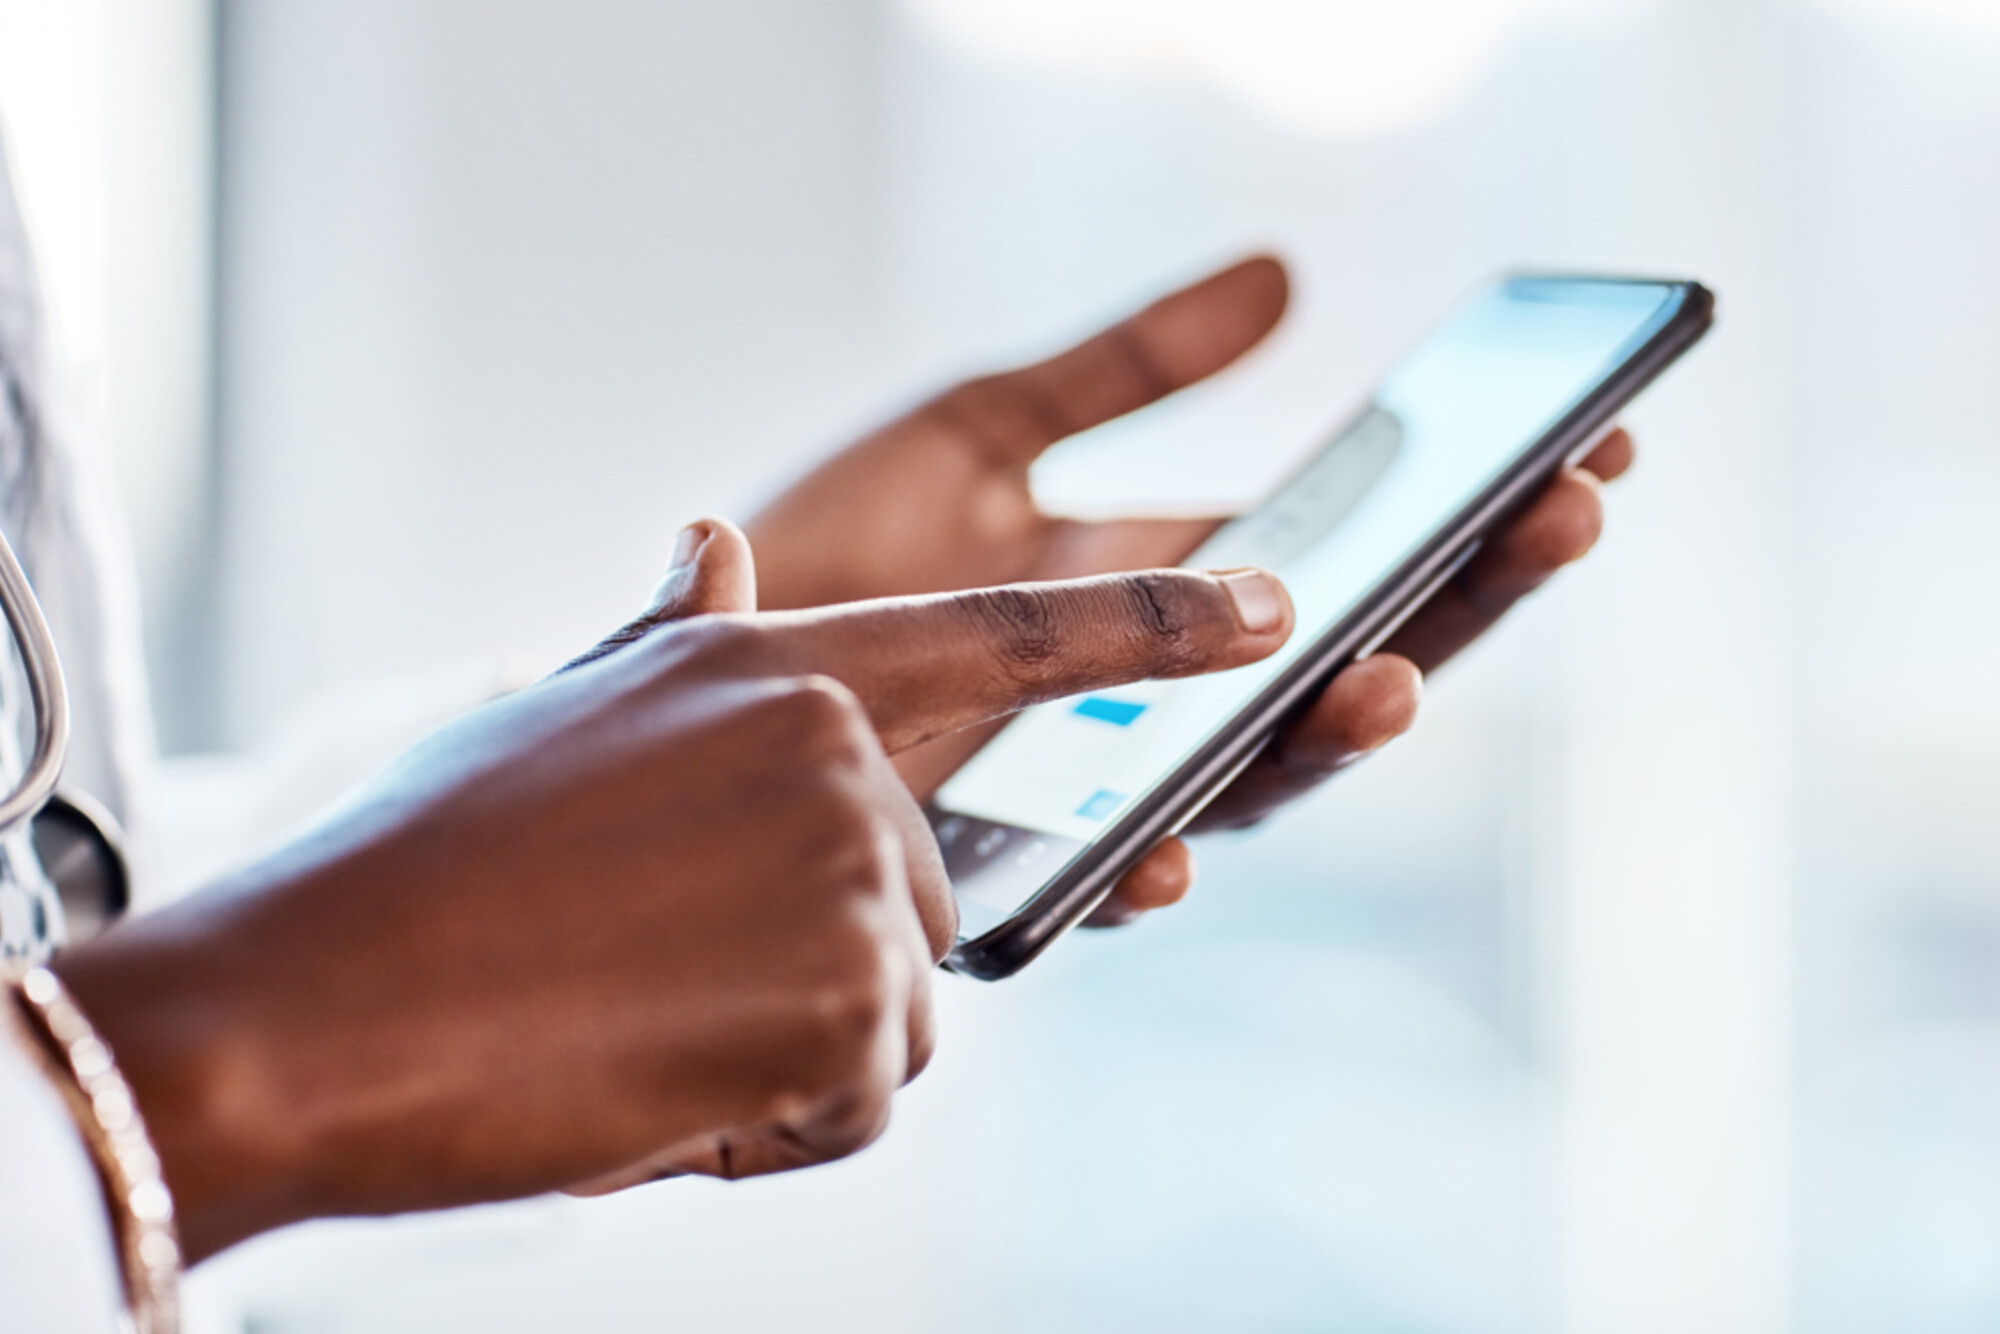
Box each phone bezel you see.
[939,275,1715,980]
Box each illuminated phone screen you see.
[931,278,1688,939]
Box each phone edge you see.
[945,277,1717,981]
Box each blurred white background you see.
[3,0,2000,1329]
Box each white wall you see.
[212,0,896,746]
[0,0,216,750]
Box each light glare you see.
[0,0,108,361]
[1839,0,2000,27]
[900,0,1623,137]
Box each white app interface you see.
[935,280,1680,892]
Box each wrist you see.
[53,916,315,1264]
[8,963,183,1331]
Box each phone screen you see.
[931,277,1691,941]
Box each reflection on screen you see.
[934,278,1683,938]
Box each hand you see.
[745,256,1632,923]
[53,522,1294,1261]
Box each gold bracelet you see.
[8,965,181,1334]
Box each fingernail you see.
[1211,568,1287,633]
[670,522,711,569]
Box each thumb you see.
[646,518,757,619]
[559,518,757,673]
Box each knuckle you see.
[904,1043,935,1084]
[787,943,903,1091]
[786,780,890,889]
[780,1085,895,1168]
[930,372,1065,448]
[788,671,869,727]
[818,1094,895,1163]
[1118,572,1206,671]
[814,970,898,1060]
[748,673,875,770]
[949,573,1226,694]
[957,586,1064,683]
[1097,321,1176,404]
[772,672,869,742]
[905,1012,938,1084]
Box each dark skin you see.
[746,255,1633,921]
[45,255,1629,1264]
[57,547,1298,1261]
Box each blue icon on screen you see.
[1074,697,1148,726]
[1075,789,1126,821]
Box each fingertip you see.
[1549,468,1608,561]
[1210,567,1294,638]
[1506,469,1605,572]
[1220,253,1291,322]
[689,516,756,569]
[1368,653,1425,742]
[669,519,716,569]
[1152,256,1292,383]
[1085,838,1194,927]
[652,516,759,617]
[1579,427,1636,481]
[1332,653,1424,753]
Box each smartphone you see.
[927,274,1715,980]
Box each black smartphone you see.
[928,274,1715,980]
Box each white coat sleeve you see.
[0,1000,126,1333]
